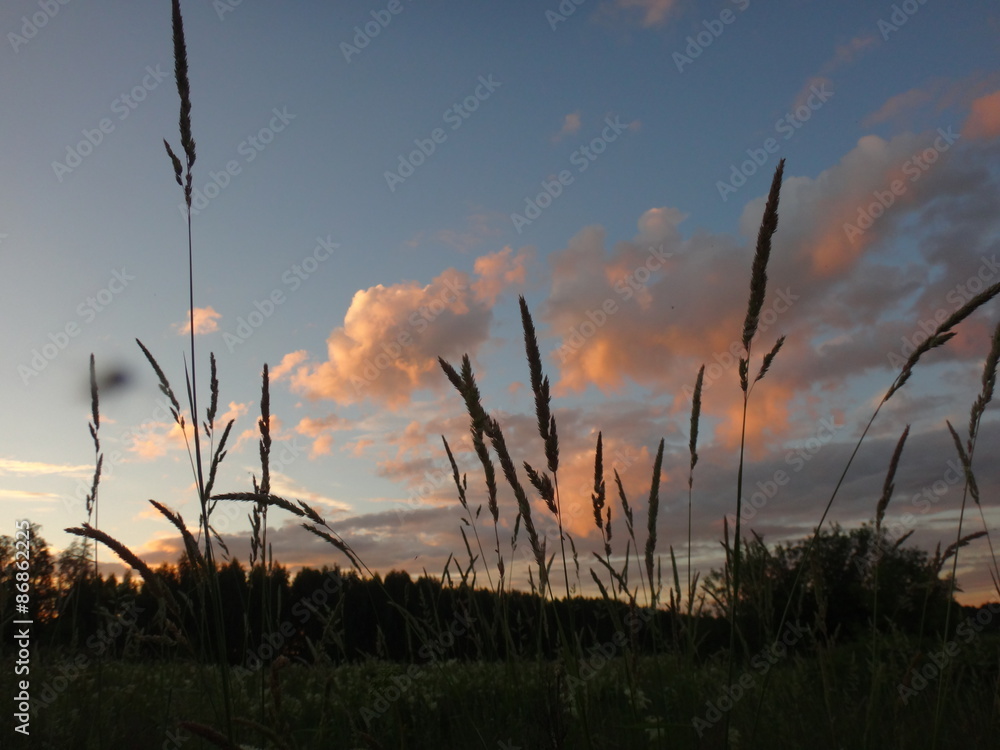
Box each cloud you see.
[174,306,221,335]
[863,72,1000,129]
[270,350,308,382]
[962,89,1000,141]
[288,247,531,409]
[216,401,249,431]
[0,458,92,478]
[0,488,60,501]
[289,270,487,409]
[236,413,286,451]
[864,86,936,127]
[552,111,582,143]
[471,246,533,306]
[128,419,190,460]
[540,124,1000,454]
[295,413,349,458]
[267,469,353,516]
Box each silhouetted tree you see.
[704,523,958,650]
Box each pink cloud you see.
[174,306,221,335]
[863,86,935,127]
[962,89,1000,140]
[128,419,190,460]
[270,350,308,382]
[289,269,491,409]
[295,413,348,458]
[471,246,532,306]
[288,246,532,409]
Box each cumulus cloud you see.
[289,270,488,409]
[541,126,1000,456]
[288,247,530,410]
[174,306,221,335]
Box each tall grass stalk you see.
[725,158,786,748]
[644,438,664,610]
[590,432,615,596]
[163,0,237,738]
[83,355,105,745]
[684,364,705,655]
[687,365,704,612]
[518,295,570,600]
[864,424,909,748]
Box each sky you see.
[2,0,1000,606]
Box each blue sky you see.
[3,0,1000,604]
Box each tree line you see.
[0,522,990,665]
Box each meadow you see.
[3,1,1000,748]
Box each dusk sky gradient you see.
[3,0,1000,604]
